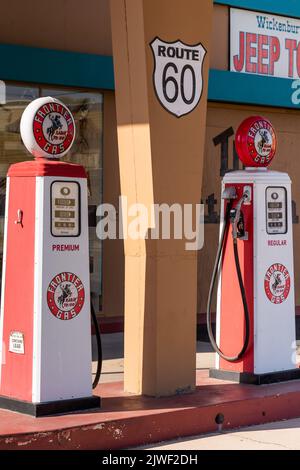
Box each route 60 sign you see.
[150,38,206,118]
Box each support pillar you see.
[110,0,213,396]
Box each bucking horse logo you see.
[257,129,270,155]
[47,114,63,141]
[57,283,72,307]
[272,273,283,294]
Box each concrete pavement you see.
[92,334,215,384]
[142,418,300,450]
[92,332,124,384]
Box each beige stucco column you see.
[110,0,213,396]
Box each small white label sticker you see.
[9,331,25,354]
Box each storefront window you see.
[0,82,103,310]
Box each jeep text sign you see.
[151,38,206,117]
[231,8,300,79]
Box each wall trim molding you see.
[1,44,299,110]
[208,69,299,110]
[214,0,300,18]
[0,43,114,90]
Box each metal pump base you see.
[210,368,300,385]
[0,395,101,417]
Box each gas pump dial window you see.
[51,181,80,237]
[266,187,287,235]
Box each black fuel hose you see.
[91,299,102,389]
[206,202,250,362]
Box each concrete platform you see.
[0,336,300,450]
[2,370,300,449]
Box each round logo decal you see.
[235,116,277,168]
[253,126,273,159]
[33,101,75,157]
[47,272,85,320]
[264,263,291,304]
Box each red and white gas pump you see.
[207,116,300,384]
[0,97,101,415]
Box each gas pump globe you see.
[0,97,100,415]
[207,116,300,384]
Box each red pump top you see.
[235,116,277,168]
[7,159,87,178]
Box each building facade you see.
[0,0,300,335]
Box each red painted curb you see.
[1,371,300,450]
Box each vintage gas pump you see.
[207,116,300,384]
[0,97,101,415]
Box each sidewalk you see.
[143,418,300,450]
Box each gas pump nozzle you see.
[207,184,250,362]
[231,187,251,240]
[221,186,245,239]
[230,195,247,240]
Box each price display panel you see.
[51,181,80,237]
[266,187,287,235]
